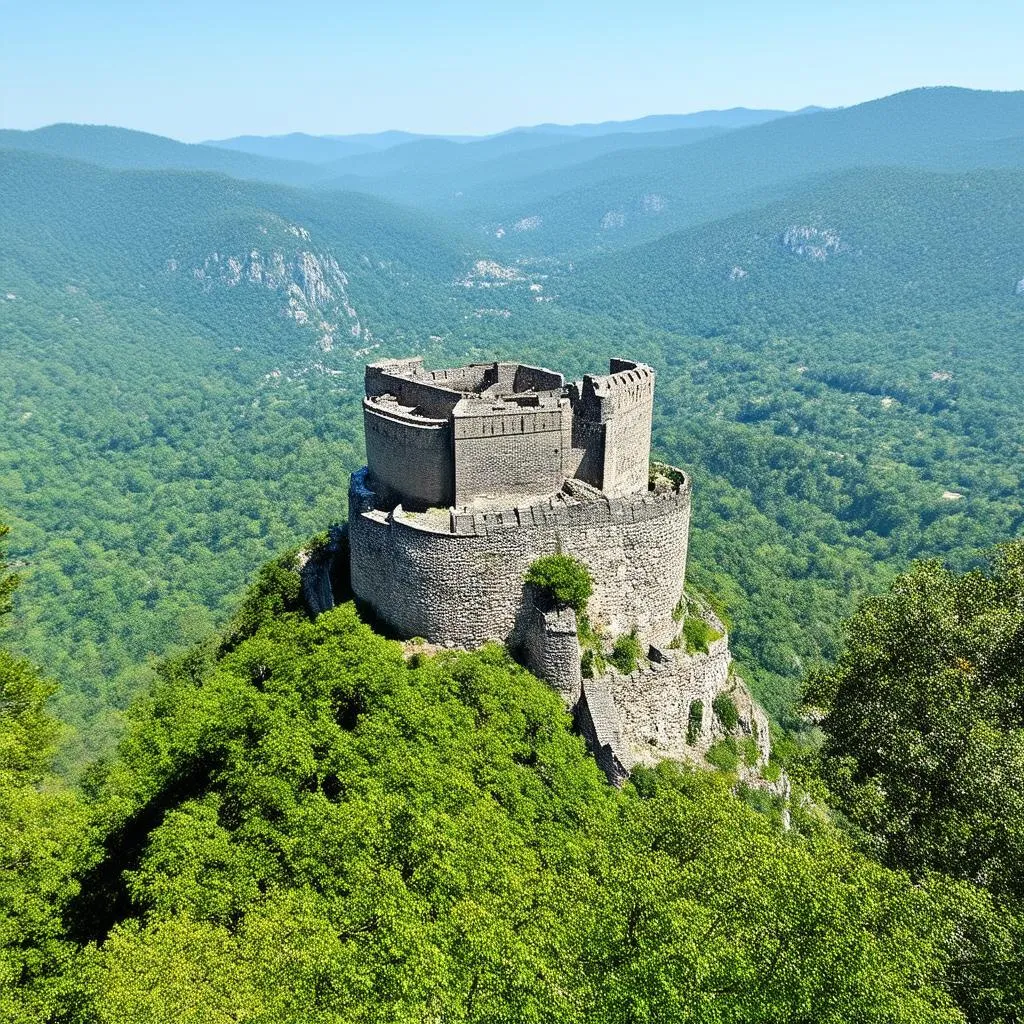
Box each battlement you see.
[362,357,654,511]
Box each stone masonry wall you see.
[575,637,771,783]
[348,468,691,651]
[517,599,582,706]
[452,401,568,507]
[597,363,654,499]
[363,403,453,510]
[609,636,730,766]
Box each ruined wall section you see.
[363,401,453,511]
[348,468,690,650]
[423,364,494,392]
[610,636,730,765]
[366,374,463,420]
[513,365,564,393]
[452,398,569,508]
[517,598,582,706]
[576,638,770,782]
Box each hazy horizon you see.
[2,0,1022,141]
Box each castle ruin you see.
[345,356,768,782]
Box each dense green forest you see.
[3,89,1024,755]
[3,534,1022,1022]
[2,85,1024,1019]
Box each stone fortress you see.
[340,355,769,783]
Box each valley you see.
[2,89,1024,758]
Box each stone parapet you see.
[348,466,691,650]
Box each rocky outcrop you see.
[168,219,374,352]
[781,225,842,261]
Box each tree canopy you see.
[1,544,1010,1022]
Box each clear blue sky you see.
[0,0,1020,140]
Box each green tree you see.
[807,541,1024,899]
[525,554,593,614]
[0,524,94,1023]
[0,524,17,617]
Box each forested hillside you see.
[415,87,1024,254]
[0,125,325,186]
[3,539,1021,1023]
[0,151,467,761]
[2,86,1023,761]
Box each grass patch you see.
[608,630,643,674]
[682,616,723,654]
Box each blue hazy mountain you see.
[204,129,476,163]
[0,123,323,185]
[501,106,825,137]
[204,106,814,165]
[429,87,1024,255]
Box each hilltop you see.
[2,85,1023,755]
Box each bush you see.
[682,616,723,654]
[706,738,740,771]
[712,693,740,731]
[525,555,593,614]
[608,631,643,674]
[687,701,704,745]
[689,584,732,630]
[739,736,761,767]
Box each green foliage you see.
[0,148,463,765]
[577,615,606,678]
[59,596,998,1019]
[524,554,593,614]
[687,700,704,745]
[0,531,95,1023]
[689,583,732,630]
[682,616,722,654]
[712,692,740,731]
[0,524,17,618]
[608,630,643,674]
[809,541,1024,901]
[0,547,1017,1019]
[706,735,760,773]
[218,549,304,651]
[705,738,740,772]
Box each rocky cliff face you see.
[166,218,375,353]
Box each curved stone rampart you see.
[363,401,452,510]
[348,466,691,649]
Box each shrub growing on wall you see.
[682,616,722,654]
[525,555,593,614]
[712,693,740,731]
[609,631,643,674]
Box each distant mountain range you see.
[202,107,822,163]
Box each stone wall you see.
[452,399,569,507]
[366,373,463,420]
[513,364,564,392]
[348,467,691,650]
[575,637,771,783]
[516,598,582,705]
[596,361,654,499]
[361,356,656,512]
[363,402,453,510]
[609,635,730,765]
